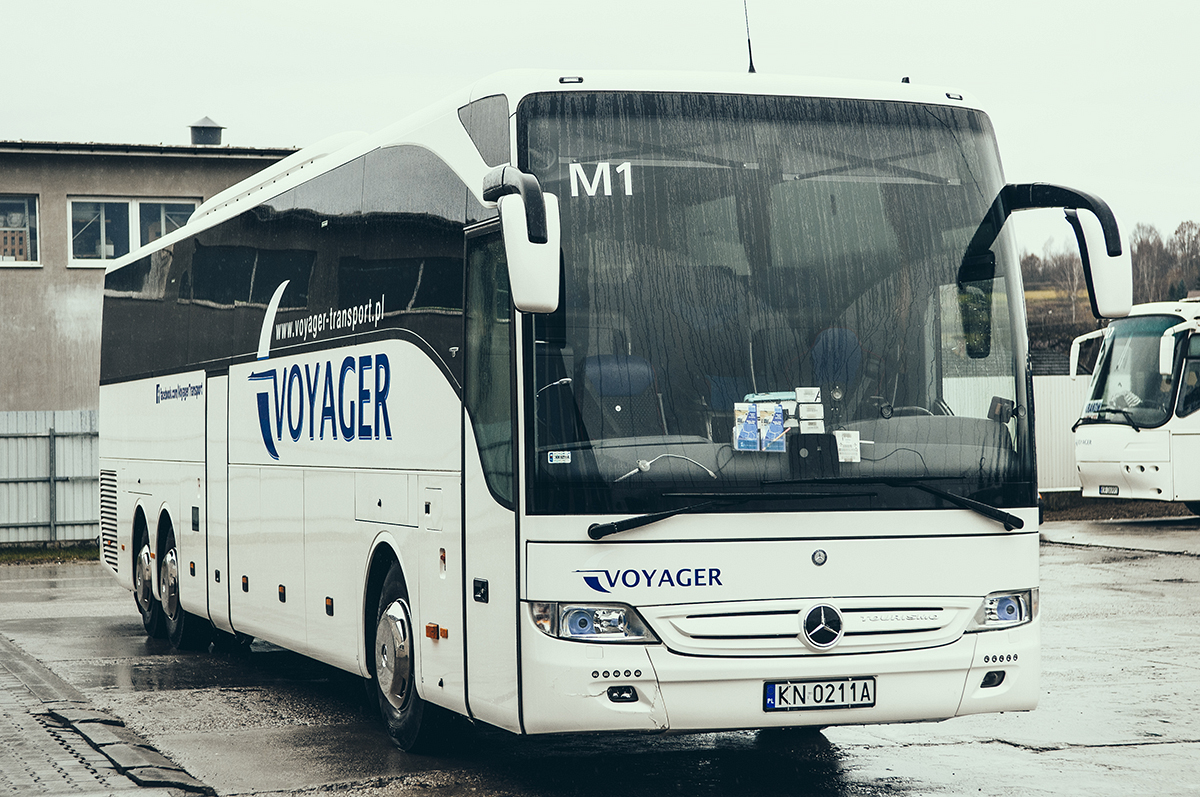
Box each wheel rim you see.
[134,544,155,613]
[160,546,180,621]
[375,600,412,712]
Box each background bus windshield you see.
[1084,315,1180,429]
[518,92,1031,516]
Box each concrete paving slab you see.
[49,706,125,725]
[102,742,184,772]
[125,765,214,793]
[74,720,153,748]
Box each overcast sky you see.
[11,0,1198,253]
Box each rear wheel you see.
[160,527,212,650]
[372,564,447,751]
[133,524,165,639]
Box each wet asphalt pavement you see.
[2,516,1199,797]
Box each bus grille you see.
[100,469,118,571]
[640,597,979,657]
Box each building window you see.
[70,198,196,267]
[140,202,194,245]
[0,195,39,265]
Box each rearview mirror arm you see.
[960,182,1124,280]
[482,165,548,244]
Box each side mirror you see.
[484,166,561,314]
[961,183,1133,321]
[499,193,560,313]
[1064,209,1132,319]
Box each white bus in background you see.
[1071,298,1200,512]
[98,69,1131,751]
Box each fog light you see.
[607,685,638,703]
[981,670,1006,688]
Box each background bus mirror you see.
[1160,333,1176,376]
[498,192,560,314]
[1070,328,1105,380]
[1159,323,1200,376]
[1066,209,1132,319]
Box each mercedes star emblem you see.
[800,603,844,650]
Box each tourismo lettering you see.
[577,568,723,594]
[248,353,391,460]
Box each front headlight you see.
[530,602,659,643]
[966,588,1038,632]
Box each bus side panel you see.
[416,473,467,715]
[463,423,521,732]
[228,465,308,653]
[303,468,369,676]
[205,375,232,634]
[99,372,207,464]
[1172,432,1200,501]
[99,374,206,595]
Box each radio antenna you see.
[743,0,756,73]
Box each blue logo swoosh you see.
[582,575,611,594]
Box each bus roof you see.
[1123,298,1200,322]
[107,69,985,276]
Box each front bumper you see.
[518,606,1039,734]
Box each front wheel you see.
[160,528,212,650]
[372,564,447,751]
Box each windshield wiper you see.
[587,491,876,540]
[890,479,1024,531]
[1071,407,1141,432]
[761,476,1024,531]
[588,500,725,540]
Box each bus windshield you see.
[519,92,1030,516]
[1084,315,1181,429]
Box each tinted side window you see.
[191,244,256,305]
[103,146,481,388]
[459,94,511,167]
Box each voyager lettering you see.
[577,567,723,594]
[249,353,392,460]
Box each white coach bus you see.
[98,70,1131,750]
[1071,298,1200,511]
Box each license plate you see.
[1099,485,1119,496]
[763,677,876,711]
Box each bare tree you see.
[1130,223,1172,303]
[1170,221,1200,294]
[1044,240,1084,324]
[1019,250,1045,288]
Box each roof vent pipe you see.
[190,117,225,145]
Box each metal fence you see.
[1033,375,1091,493]
[0,411,99,545]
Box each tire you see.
[133,524,166,639]
[372,564,447,752]
[160,527,212,650]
